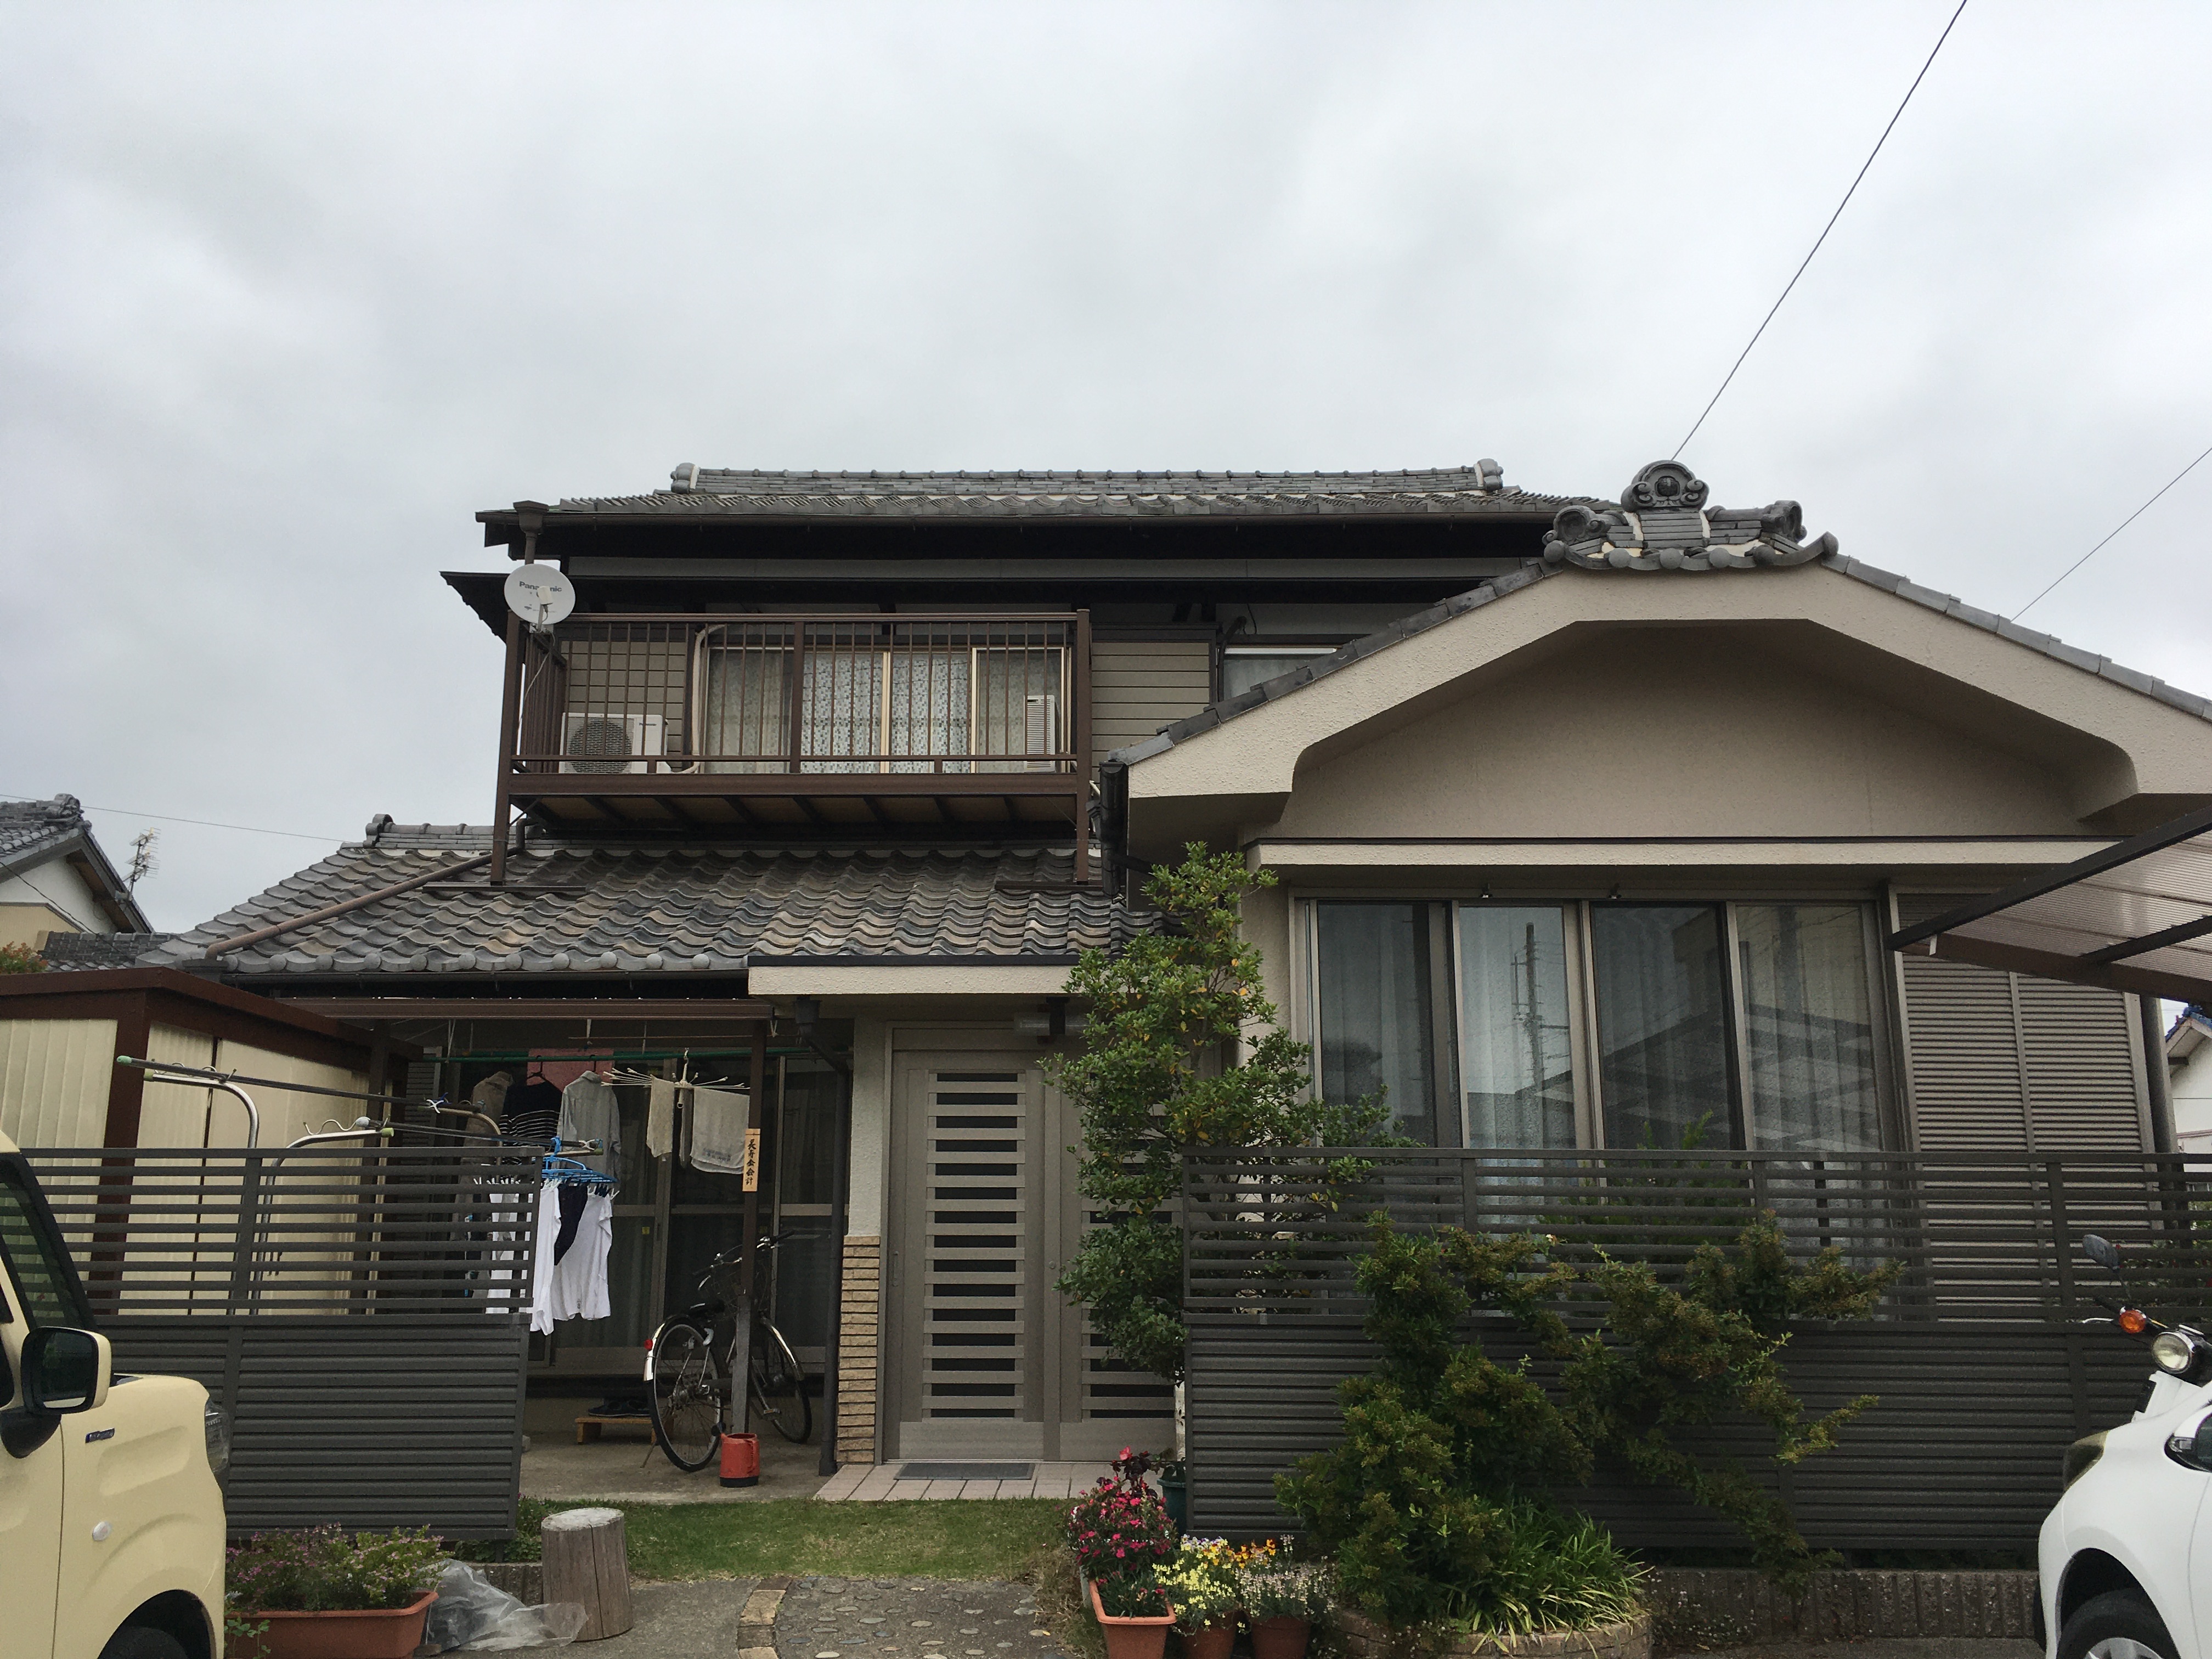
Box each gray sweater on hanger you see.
[558,1074,620,1178]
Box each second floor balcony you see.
[495,612,1092,851]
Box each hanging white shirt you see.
[528,1180,561,1335]
[550,1190,614,1323]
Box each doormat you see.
[897,1462,1036,1481]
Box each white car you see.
[2040,1235,2212,1659]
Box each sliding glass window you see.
[1307,897,1890,1153]
[1734,904,1883,1156]
[1313,902,1442,1144]
[1589,905,1739,1152]
[1455,906,1577,1149]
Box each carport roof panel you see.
[1888,803,2212,1001]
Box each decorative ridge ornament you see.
[1541,461,1838,573]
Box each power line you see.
[2012,440,2212,621]
[1,794,344,843]
[1672,0,1970,460]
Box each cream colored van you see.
[0,1128,226,1658]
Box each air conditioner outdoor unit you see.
[560,713,668,775]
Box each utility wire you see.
[0,793,343,843]
[2012,439,2212,621]
[1672,0,1969,460]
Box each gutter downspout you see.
[2143,995,2179,1154]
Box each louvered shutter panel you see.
[1895,893,2149,1152]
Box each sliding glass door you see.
[1455,906,1577,1149]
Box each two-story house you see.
[131,459,2212,1468]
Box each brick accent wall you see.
[835,1234,883,1464]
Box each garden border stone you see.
[1336,1609,1652,1659]
[1648,1571,2039,1645]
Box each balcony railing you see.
[493,612,1093,868]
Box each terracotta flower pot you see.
[1181,1618,1238,1659]
[233,1589,438,1659]
[1091,1579,1176,1659]
[1250,1615,1312,1659]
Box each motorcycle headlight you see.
[204,1401,231,1475]
[2062,1431,2107,1489]
[2153,1331,2202,1375]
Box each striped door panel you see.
[923,1070,1029,1422]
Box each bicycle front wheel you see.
[749,1319,812,1444]
[650,1320,724,1471]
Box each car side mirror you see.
[2083,1234,2123,1272]
[21,1327,110,1414]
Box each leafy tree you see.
[1049,844,1395,1385]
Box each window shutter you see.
[1894,894,2149,1152]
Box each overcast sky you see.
[3,0,2208,932]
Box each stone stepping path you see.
[773,1577,1070,1659]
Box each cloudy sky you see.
[3,0,2207,932]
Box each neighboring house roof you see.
[1108,465,2212,768]
[43,932,179,970]
[2171,1008,2212,1066]
[144,830,1144,981]
[0,795,152,933]
[484,462,1573,526]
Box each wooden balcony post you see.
[490,611,523,884]
[1073,608,1092,883]
[787,622,808,776]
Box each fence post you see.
[228,1153,265,1317]
[2047,1159,2094,1437]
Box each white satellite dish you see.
[504,563,576,628]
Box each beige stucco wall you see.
[0,1018,117,1147]
[0,857,115,944]
[1125,564,2212,856]
[1270,628,2086,843]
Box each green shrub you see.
[1096,1571,1173,1618]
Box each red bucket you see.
[719,1431,760,1487]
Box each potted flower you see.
[1237,1558,1332,1659]
[224,1525,444,1659]
[1155,1538,1242,1659]
[1091,1570,1177,1659]
[1066,1446,1178,1590]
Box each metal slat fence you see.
[1181,1148,2212,1547]
[29,1146,539,1538]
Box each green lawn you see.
[473,1497,1070,1583]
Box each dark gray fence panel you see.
[1187,1317,2149,1548]
[1181,1148,2200,1548]
[32,1147,538,1539]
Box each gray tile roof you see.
[0,794,92,865]
[144,834,1145,979]
[43,932,179,970]
[1109,550,2212,766]
[521,462,1572,522]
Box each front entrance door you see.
[885,1054,1072,1458]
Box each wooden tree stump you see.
[540,1506,633,1641]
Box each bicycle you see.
[646,1233,812,1471]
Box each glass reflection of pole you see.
[1522,923,1544,1140]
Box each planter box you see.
[233,1589,438,1659]
[1337,1609,1652,1659]
[1091,1579,1177,1659]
